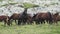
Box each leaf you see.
[1,4,8,7]
[0,2,18,7]
[9,2,18,5]
[0,0,3,2]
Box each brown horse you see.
[0,15,9,26]
[34,12,53,24]
[26,14,33,24]
[9,13,20,25]
[32,13,40,24]
[52,12,60,24]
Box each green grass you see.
[0,22,60,34]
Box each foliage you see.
[0,2,18,7]
[23,2,39,8]
[0,2,39,8]
[0,0,3,2]
[44,4,49,7]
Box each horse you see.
[9,13,20,25]
[0,15,10,26]
[26,14,33,24]
[32,13,45,24]
[33,12,53,24]
[32,13,40,24]
[18,8,28,25]
[52,12,60,25]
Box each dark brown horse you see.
[33,12,53,24]
[0,15,9,26]
[32,13,40,24]
[9,13,20,25]
[26,14,33,24]
[52,12,60,24]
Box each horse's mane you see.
[33,14,37,18]
[53,13,59,17]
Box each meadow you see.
[0,22,60,34]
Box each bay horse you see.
[26,14,33,24]
[52,12,60,24]
[0,15,10,26]
[9,13,20,25]
[32,13,40,24]
[34,12,53,24]
[32,13,45,24]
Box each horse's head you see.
[54,12,59,16]
[23,8,28,16]
[54,11,60,15]
[33,14,37,18]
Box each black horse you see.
[18,8,28,25]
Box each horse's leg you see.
[43,20,45,24]
[40,19,43,24]
[10,20,13,25]
[7,20,11,26]
[26,20,30,24]
[15,20,17,25]
[35,20,40,25]
[4,19,8,26]
[29,20,33,25]
[40,20,44,24]
[40,21,43,24]
[4,20,6,26]
[22,20,26,25]
[46,20,49,24]
[35,20,38,24]
[46,19,51,24]
[18,19,21,25]
[55,20,58,25]
[48,18,53,25]
[6,17,10,26]
[39,19,43,24]
[27,19,32,25]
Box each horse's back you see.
[10,13,20,20]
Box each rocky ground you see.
[0,0,60,16]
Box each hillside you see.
[0,0,60,16]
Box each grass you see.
[0,22,60,34]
